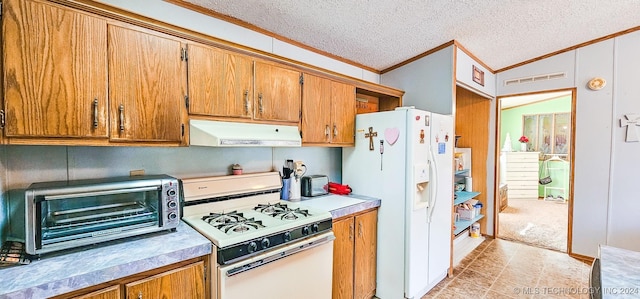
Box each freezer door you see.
[404,109,431,298]
[427,112,454,288]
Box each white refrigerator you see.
[342,107,453,299]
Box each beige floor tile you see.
[489,277,525,296]
[426,276,454,295]
[467,259,506,277]
[456,268,497,288]
[497,269,539,287]
[484,290,517,299]
[441,278,489,298]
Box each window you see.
[522,113,570,155]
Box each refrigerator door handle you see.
[427,146,438,223]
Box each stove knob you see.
[167,200,177,209]
[167,188,177,197]
[311,223,319,233]
[283,232,291,242]
[261,238,270,248]
[168,212,177,220]
[302,226,310,236]
[248,241,258,253]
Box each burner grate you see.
[274,207,311,220]
[215,218,265,234]
[202,211,245,226]
[254,203,287,216]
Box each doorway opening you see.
[494,89,575,253]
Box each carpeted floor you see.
[498,198,568,252]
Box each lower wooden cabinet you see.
[53,258,206,299]
[70,285,121,299]
[125,261,205,299]
[332,209,378,299]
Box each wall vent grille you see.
[504,72,566,86]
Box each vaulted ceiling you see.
[178,0,640,73]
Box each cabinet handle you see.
[244,90,250,114]
[333,124,338,137]
[358,222,362,238]
[138,291,142,299]
[258,93,264,114]
[92,99,99,128]
[349,223,354,241]
[325,125,330,138]
[0,110,5,129]
[119,104,125,132]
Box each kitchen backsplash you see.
[0,145,342,242]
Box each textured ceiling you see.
[182,0,640,72]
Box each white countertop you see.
[599,245,640,298]
[299,194,380,219]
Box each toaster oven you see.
[25,175,180,255]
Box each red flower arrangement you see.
[518,135,529,143]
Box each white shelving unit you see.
[452,148,485,264]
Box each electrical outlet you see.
[130,169,145,176]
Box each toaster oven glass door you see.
[36,186,161,248]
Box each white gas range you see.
[180,172,334,299]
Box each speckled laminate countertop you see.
[300,193,381,218]
[0,221,211,299]
[599,245,640,298]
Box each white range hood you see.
[189,119,301,147]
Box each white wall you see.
[95,0,380,84]
[497,32,640,257]
[607,31,640,249]
[456,48,496,98]
[380,46,455,114]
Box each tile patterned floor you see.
[422,238,592,299]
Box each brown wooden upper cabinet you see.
[185,45,300,123]
[301,74,356,146]
[2,0,108,139]
[108,25,186,144]
[186,44,253,119]
[254,60,301,123]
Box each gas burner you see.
[254,203,288,216]
[214,218,265,234]
[272,207,310,220]
[202,211,246,227]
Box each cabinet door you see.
[301,74,331,143]
[3,0,108,138]
[354,210,377,299]
[254,61,301,122]
[187,44,253,118]
[330,81,356,145]
[71,285,121,299]
[108,25,184,143]
[332,217,355,299]
[125,261,205,299]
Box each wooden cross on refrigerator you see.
[365,127,377,150]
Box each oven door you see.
[218,231,334,299]
[27,186,163,255]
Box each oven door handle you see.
[42,186,160,202]
[224,232,335,277]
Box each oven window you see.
[38,188,160,246]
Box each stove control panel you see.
[217,218,333,265]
